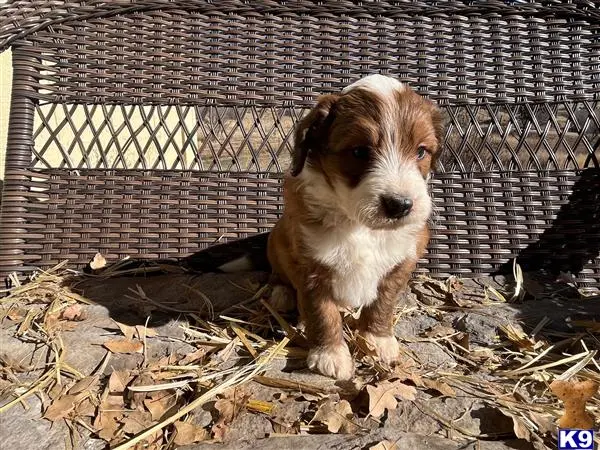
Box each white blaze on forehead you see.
[341,74,405,97]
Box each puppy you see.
[267,74,443,380]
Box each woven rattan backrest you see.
[2,0,598,173]
[0,0,599,286]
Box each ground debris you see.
[0,260,599,450]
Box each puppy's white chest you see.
[304,226,417,308]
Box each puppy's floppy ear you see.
[427,100,445,168]
[291,94,339,176]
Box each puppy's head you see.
[292,74,443,229]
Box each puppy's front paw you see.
[268,285,296,312]
[362,332,400,365]
[307,343,354,380]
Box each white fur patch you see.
[307,343,354,380]
[298,165,426,309]
[302,221,418,308]
[268,285,296,312]
[349,150,432,228]
[362,332,400,364]
[217,255,253,273]
[342,74,405,98]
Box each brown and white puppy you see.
[267,74,443,380]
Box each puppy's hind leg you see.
[267,274,297,313]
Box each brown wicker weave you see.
[1,0,598,286]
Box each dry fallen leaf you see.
[312,399,356,433]
[121,410,153,434]
[43,391,88,421]
[90,252,107,270]
[75,397,97,417]
[95,410,122,442]
[94,371,131,442]
[136,324,158,339]
[114,321,137,340]
[69,375,99,395]
[528,412,555,435]
[144,391,177,421]
[393,381,417,401]
[212,388,250,441]
[103,338,144,354]
[44,313,76,334]
[423,378,456,397]
[502,411,532,442]
[6,307,27,322]
[108,370,132,394]
[550,379,599,429]
[174,420,210,445]
[370,440,398,450]
[179,348,206,365]
[500,324,536,351]
[365,379,417,419]
[423,324,456,338]
[128,372,155,410]
[366,382,399,419]
[61,304,85,321]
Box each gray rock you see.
[182,430,532,450]
[0,396,82,450]
[406,342,456,369]
[450,312,505,346]
[395,313,439,339]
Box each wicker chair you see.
[0,0,598,287]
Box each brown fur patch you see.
[294,86,443,189]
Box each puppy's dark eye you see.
[352,146,370,160]
[417,146,428,160]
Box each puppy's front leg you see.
[301,287,354,380]
[358,260,416,365]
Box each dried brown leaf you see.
[75,398,96,417]
[69,375,99,395]
[103,338,143,354]
[61,304,85,321]
[144,391,177,421]
[43,391,88,421]
[95,373,130,442]
[135,324,157,339]
[95,410,122,442]
[453,332,470,352]
[211,388,250,441]
[500,324,536,351]
[90,253,107,270]
[114,321,137,340]
[393,382,417,401]
[423,324,456,338]
[528,412,555,435]
[179,348,206,365]
[370,441,398,450]
[312,399,356,433]
[128,372,155,410]
[510,413,531,441]
[6,307,27,322]
[422,378,456,397]
[365,379,417,419]
[174,421,210,446]
[366,382,399,419]
[121,410,153,434]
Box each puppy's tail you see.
[181,232,271,273]
[84,232,271,275]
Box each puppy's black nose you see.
[381,195,413,219]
